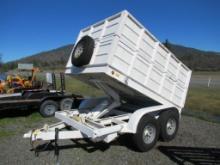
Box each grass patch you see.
[0,112,44,138]
[56,75,103,97]
[182,109,220,124]
[0,112,43,127]
[0,117,16,127]
[0,130,15,138]
[38,72,102,97]
[185,86,220,116]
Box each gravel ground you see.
[0,115,220,165]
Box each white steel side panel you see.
[107,11,191,108]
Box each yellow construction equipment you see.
[0,80,6,94]
[0,67,42,94]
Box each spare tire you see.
[71,35,95,67]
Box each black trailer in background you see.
[0,73,83,117]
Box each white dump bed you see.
[66,10,192,109]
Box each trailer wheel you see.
[159,110,179,142]
[71,35,95,67]
[60,98,73,110]
[133,115,159,152]
[39,100,58,117]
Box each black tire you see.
[159,109,179,142]
[132,115,159,152]
[39,100,58,117]
[71,35,95,67]
[60,98,73,111]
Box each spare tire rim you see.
[74,44,84,59]
[142,124,156,144]
[166,118,176,135]
[45,104,56,115]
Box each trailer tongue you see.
[24,10,191,153]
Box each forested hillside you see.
[1,42,220,71]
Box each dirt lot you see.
[0,115,220,165]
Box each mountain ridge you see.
[1,42,220,71]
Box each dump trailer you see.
[24,10,191,152]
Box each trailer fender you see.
[127,105,174,133]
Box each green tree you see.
[164,39,171,50]
[0,53,3,68]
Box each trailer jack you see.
[30,127,60,160]
[54,128,59,163]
